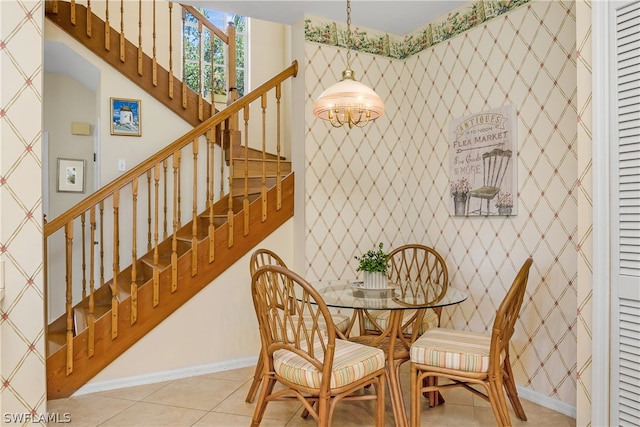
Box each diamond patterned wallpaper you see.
[0,0,47,418]
[305,0,578,406]
[575,0,593,425]
[0,0,594,421]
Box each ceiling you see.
[179,1,467,35]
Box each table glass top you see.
[311,280,468,311]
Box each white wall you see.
[44,73,96,219]
[44,22,193,186]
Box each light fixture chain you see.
[346,0,351,69]
[311,0,384,128]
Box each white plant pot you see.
[363,271,387,289]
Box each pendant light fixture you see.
[312,0,385,128]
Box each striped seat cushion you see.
[410,328,491,373]
[328,312,351,334]
[273,339,385,389]
[299,312,350,334]
[364,308,439,335]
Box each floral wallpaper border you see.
[305,0,531,60]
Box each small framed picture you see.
[57,158,85,193]
[110,97,141,136]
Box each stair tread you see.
[176,228,209,242]
[74,304,112,334]
[47,331,67,355]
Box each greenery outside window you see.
[183,8,246,102]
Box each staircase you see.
[44,0,298,399]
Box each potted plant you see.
[450,177,471,216]
[355,242,389,289]
[495,191,513,215]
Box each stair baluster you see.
[99,201,105,288]
[137,0,143,76]
[171,153,180,292]
[276,83,282,210]
[111,189,119,339]
[227,118,234,247]
[163,159,169,239]
[119,0,125,62]
[191,140,199,276]
[153,164,160,306]
[146,170,152,251]
[88,207,96,357]
[243,106,250,236]
[167,1,173,98]
[104,0,110,51]
[131,177,139,325]
[152,0,157,86]
[86,0,91,37]
[65,222,74,375]
[81,212,87,298]
[261,94,268,221]
[207,129,216,262]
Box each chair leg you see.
[502,358,527,420]
[245,354,264,403]
[410,364,420,427]
[425,376,444,408]
[317,396,330,427]
[376,373,386,427]
[487,377,512,427]
[251,375,275,427]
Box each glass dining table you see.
[311,280,468,427]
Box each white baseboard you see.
[72,356,576,422]
[73,356,259,397]
[517,385,576,419]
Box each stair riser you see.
[231,177,277,195]
[231,160,291,178]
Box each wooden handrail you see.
[44,60,297,237]
[182,5,228,43]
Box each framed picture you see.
[448,104,518,217]
[57,158,85,193]
[110,97,141,136]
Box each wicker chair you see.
[361,244,448,337]
[409,257,533,427]
[245,249,352,403]
[250,264,386,427]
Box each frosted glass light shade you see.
[313,69,385,128]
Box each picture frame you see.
[57,158,85,193]
[110,97,141,136]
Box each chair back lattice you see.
[489,257,533,374]
[481,148,512,188]
[387,244,449,305]
[250,248,287,275]
[251,264,337,385]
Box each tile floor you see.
[47,364,576,426]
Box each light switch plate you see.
[117,158,126,172]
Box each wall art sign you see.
[57,158,85,193]
[110,97,141,136]
[449,104,518,216]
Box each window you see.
[183,8,246,102]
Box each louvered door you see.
[612,2,640,426]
